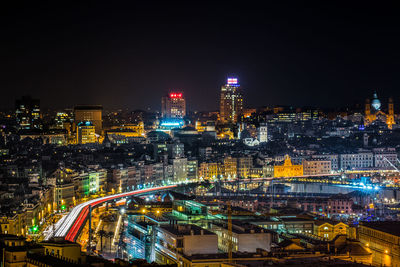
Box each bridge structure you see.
[46,185,176,242]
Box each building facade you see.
[303,159,331,176]
[358,222,400,267]
[223,156,237,180]
[199,162,220,180]
[161,92,186,118]
[219,77,243,123]
[364,92,395,129]
[210,221,271,253]
[257,123,268,143]
[373,148,398,169]
[238,156,253,178]
[340,152,374,170]
[274,155,303,178]
[187,160,198,181]
[77,121,96,144]
[172,158,188,183]
[74,105,103,135]
[155,224,218,265]
[311,154,339,171]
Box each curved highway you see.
[46,185,176,242]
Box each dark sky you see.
[1,2,400,111]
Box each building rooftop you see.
[27,253,84,267]
[361,221,400,236]
[0,234,26,241]
[329,193,352,200]
[77,121,94,127]
[280,217,314,223]
[278,239,304,249]
[74,105,103,110]
[40,239,81,247]
[314,219,347,226]
[159,224,215,236]
[212,220,270,234]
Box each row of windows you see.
[361,228,398,244]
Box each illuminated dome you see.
[77,121,93,126]
[371,91,381,111]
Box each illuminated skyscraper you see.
[15,95,41,129]
[219,77,243,123]
[161,92,186,118]
[74,105,103,135]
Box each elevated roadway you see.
[46,185,176,242]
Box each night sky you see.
[1,2,400,111]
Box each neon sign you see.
[227,78,238,85]
[170,93,182,98]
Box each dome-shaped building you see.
[371,91,381,111]
[365,91,395,129]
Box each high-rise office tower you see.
[219,77,243,123]
[15,95,41,129]
[74,105,103,135]
[161,92,186,118]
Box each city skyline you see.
[6,86,399,114]
[2,2,400,266]
[2,2,400,110]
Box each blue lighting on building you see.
[227,77,240,87]
[161,122,181,126]
[77,121,93,126]
[159,118,184,129]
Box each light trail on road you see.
[45,185,176,242]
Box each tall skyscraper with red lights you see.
[161,92,186,118]
[220,77,243,123]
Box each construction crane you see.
[227,201,233,262]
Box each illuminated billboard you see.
[170,93,183,98]
[227,78,238,85]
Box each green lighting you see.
[31,225,39,233]
[61,205,66,210]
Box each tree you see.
[98,230,107,252]
[107,231,114,253]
